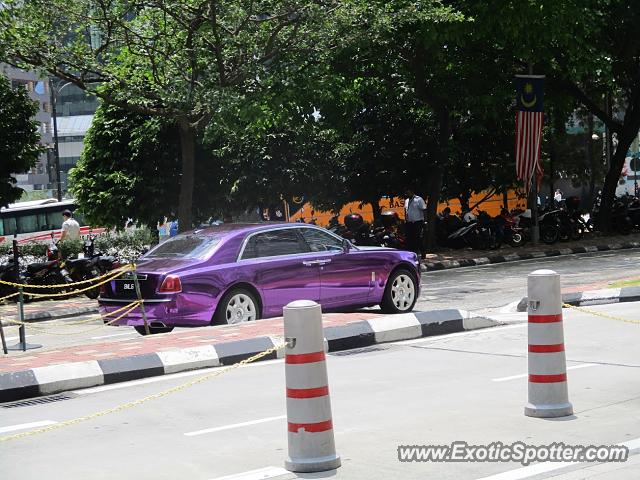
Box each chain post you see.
[7,287,41,351]
[132,265,150,335]
[0,315,7,354]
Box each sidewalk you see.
[0,297,97,324]
[0,308,497,401]
[422,232,640,270]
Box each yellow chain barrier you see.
[563,303,640,325]
[0,342,286,443]
[0,264,134,290]
[0,292,19,303]
[4,301,142,336]
[16,268,135,300]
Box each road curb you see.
[423,241,640,272]
[517,286,640,312]
[0,309,499,403]
[0,305,99,327]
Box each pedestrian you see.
[60,209,80,242]
[404,188,426,258]
[169,218,178,237]
[157,216,170,243]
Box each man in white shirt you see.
[60,209,81,241]
[404,188,427,257]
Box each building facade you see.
[1,64,52,192]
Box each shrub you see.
[0,228,155,264]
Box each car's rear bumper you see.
[98,294,216,327]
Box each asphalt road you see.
[2,248,639,350]
[1,302,639,479]
[416,248,640,313]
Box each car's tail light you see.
[159,275,182,293]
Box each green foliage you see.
[70,103,234,228]
[0,75,42,207]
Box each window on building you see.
[34,81,45,95]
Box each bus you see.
[0,199,105,244]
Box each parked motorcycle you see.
[0,259,22,301]
[21,245,74,298]
[82,232,118,274]
[343,213,376,246]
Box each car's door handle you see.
[316,259,332,265]
[302,260,319,267]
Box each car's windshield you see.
[145,235,222,259]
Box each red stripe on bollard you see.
[529,373,567,383]
[528,343,565,353]
[288,420,333,433]
[287,386,329,399]
[286,351,325,364]
[528,314,563,323]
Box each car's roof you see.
[186,222,314,237]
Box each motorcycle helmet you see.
[344,213,364,231]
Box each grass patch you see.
[610,278,640,288]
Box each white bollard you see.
[283,300,341,473]
[525,269,573,418]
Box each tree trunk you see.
[597,113,640,231]
[369,198,381,222]
[177,120,196,233]
[586,114,597,209]
[424,107,450,252]
[458,194,470,212]
[424,167,443,252]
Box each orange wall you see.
[290,190,527,226]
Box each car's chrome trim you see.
[236,224,353,262]
[98,297,172,303]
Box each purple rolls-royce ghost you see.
[98,223,420,335]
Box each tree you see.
[0,0,336,230]
[70,103,232,228]
[468,0,640,230]
[0,74,42,206]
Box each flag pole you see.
[528,63,540,245]
[530,179,540,245]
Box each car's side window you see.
[299,228,343,252]
[241,229,308,260]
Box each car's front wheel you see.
[380,269,418,314]
[213,288,260,325]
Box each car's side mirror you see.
[341,238,351,253]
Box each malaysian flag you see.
[515,75,545,194]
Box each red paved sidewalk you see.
[0,297,97,323]
[0,311,383,374]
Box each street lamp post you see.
[48,78,73,201]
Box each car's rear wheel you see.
[380,269,418,314]
[134,325,174,335]
[213,288,260,325]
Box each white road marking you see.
[185,415,286,437]
[474,436,640,480]
[0,420,58,433]
[209,466,290,480]
[90,331,137,340]
[492,363,598,382]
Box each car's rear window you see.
[145,235,222,259]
